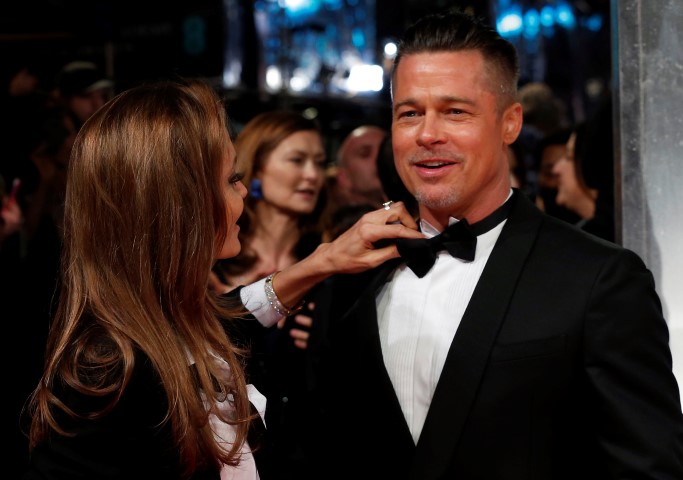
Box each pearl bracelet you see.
[264,272,305,317]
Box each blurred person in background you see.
[0,60,54,187]
[574,94,615,242]
[516,81,570,196]
[54,61,113,129]
[1,174,29,480]
[0,176,22,247]
[7,60,115,477]
[0,175,23,313]
[211,110,328,479]
[21,60,113,274]
[533,127,582,224]
[212,110,327,290]
[326,124,387,208]
[322,125,392,242]
[552,124,595,222]
[552,95,615,242]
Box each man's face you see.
[338,127,386,198]
[391,50,522,227]
[67,88,109,124]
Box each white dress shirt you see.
[376,214,507,444]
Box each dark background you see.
[2,1,612,476]
[1,0,611,141]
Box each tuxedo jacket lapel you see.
[344,258,416,448]
[411,192,544,479]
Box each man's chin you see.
[414,190,458,211]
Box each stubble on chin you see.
[414,188,460,211]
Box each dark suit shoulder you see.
[537,213,646,268]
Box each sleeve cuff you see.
[239,277,285,328]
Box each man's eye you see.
[398,111,417,118]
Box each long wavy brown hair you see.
[25,79,253,476]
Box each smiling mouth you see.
[414,160,458,169]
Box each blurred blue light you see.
[284,0,321,17]
[497,12,523,37]
[584,13,604,32]
[352,27,366,49]
[523,9,540,40]
[555,2,576,29]
[539,6,555,27]
[323,0,343,9]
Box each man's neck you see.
[418,188,513,230]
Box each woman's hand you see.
[314,200,422,274]
[271,201,424,308]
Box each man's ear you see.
[502,102,523,145]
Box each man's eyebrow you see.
[393,95,476,112]
[393,98,417,112]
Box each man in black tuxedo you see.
[306,9,683,480]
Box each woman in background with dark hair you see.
[553,98,615,243]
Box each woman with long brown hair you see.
[21,79,420,479]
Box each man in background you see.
[327,125,387,208]
[55,60,113,129]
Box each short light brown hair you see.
[392,9,520,110]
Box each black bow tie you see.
[394,193,515,278]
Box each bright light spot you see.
[497,13,523,37]
[383,41,397,58]
[222,59,242,88]
[346,64,383,92]
[302,107,318,119]
[283,0,312,11]
[282,0,321,17]
[290,68,312,92]
[265,66,283,91]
